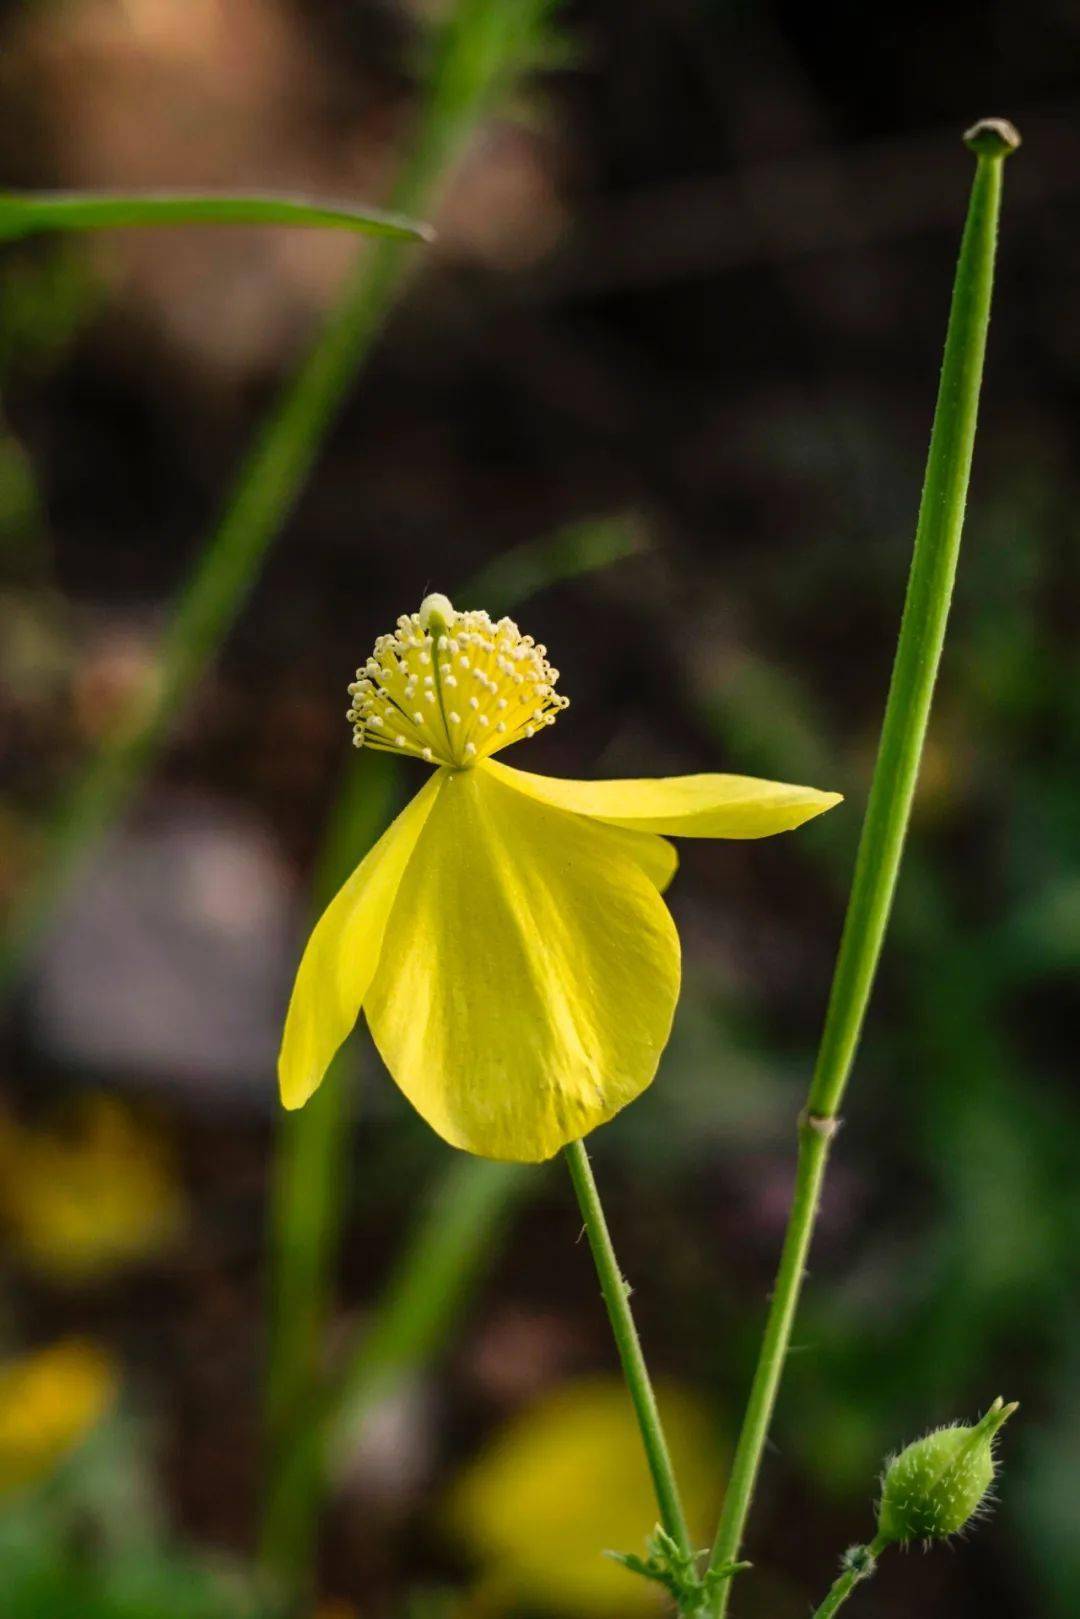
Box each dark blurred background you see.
[0,2,1077,1616]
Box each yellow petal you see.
[598,823,678,893]
[484,757,842,838]
[278,774,442,1110]
[364,767,681,1161]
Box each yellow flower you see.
[0,1094,185,1282]
[279,595,840,1161]
[0,1339,116,1498]
[447,1376,720,1615]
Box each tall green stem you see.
[705,120,1019,1614]
[564,1138,692,1557]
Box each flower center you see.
[346,594,569,768]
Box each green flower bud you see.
[877,1398,1018,1544]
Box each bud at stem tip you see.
[964,118,1021,158]
[876,1398,1018,1545]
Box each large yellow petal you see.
[364,767,681,1161]
[483,757,841,838]
[278,774,442,1110]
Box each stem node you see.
[802,1110,842,1140]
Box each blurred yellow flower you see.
[447,1376,721,1615]
[0,1094,185,1281]
[279,595,840,1161]
[0,1339,117,1498]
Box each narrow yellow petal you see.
[364,767,681,1161]
[483,758,842,838]
[278,774,443,1110]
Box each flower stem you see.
[564,1138,693,1559]
[809,1537,889,1619]
[705,119,1019,1615]
[263,518,649,1597]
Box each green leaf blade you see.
[0,190,434,243]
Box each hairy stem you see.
[564,1138,693,1559]
[705,120,1019,1615]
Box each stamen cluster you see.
[346,598,569,769]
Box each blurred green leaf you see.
[0,245,100,377]
[0,1412,271,1619]
[0,191,432,244]
[463,513,648,616]
[0,1537,270,1619]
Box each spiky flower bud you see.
[877,1398,1018,1545]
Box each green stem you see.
[564,1138,692,1558]
[810,1538,889,1619]
[705,120,1019,1615]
